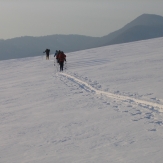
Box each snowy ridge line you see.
[60,73,163,112]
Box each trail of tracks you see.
[60,73,163,112]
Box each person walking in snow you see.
[43,49,50,60]
[54,50,60,63]
[54,50,59,58]
[57,51,66,71]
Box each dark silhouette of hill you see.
[0,14,163,60]
[97,14,163,46]
[0,35,97,60]
[109,25,163,44]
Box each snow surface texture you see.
[1,37,163,163]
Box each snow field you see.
[0,37,163,162]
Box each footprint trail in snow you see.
[59,72,163,112]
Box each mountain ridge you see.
[1,14,163,60]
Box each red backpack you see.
[58,53,66,62]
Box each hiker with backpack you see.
[43,49,50,60]
[54,50,60,63]
[57,51,66,71]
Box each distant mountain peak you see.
[125,13,163,28]
[139,13,163,18]
[100,14,163,46]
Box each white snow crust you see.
[1,37,163,163]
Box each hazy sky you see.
[0,0,163,39]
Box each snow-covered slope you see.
[1,37,163,163]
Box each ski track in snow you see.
[59,72,163,113]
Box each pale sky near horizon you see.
[0,0,163,40]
